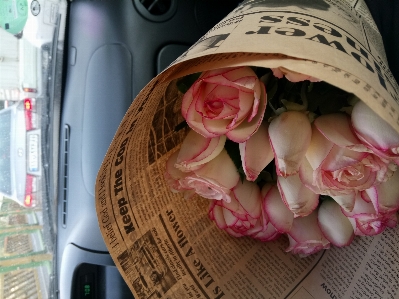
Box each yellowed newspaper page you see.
[285,227,399,299]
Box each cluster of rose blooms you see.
[164,66,399,256]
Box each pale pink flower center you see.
[204,99,238,119]
[333,165,365,183]
[327,155,392,187]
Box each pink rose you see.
[181,67,267,143]
[165,149,239,202]
[286,211,330,257]
[302,113,394,211]
[208,180,264,238]
[342,193,398,236]
[351,100,399,165]
[271,67,320,82]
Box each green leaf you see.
[176,72,202,94]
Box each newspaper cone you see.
[96,1,399,298]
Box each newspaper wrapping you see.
[95,1,399,298]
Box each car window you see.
[0,0,66,297]
[0,109,12,195]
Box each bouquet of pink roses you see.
[165,66,399,256]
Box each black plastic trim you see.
[133,0,177,22]
[62,124,70,228]
[71,243,109,255]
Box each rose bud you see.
[318,199,354,247]
[342,193,398,236]
[305,113,394,199]
[181,66,267,143]
[175,129,226,172]
[277,173,319,217]
[239,123,274,181]
[271,67,320,82]
[262,184,294,233]
[269,111,312,177]
[352,100,399,165]
[286,211,330,257]
[208,179,263,238]
[179,149,240,202]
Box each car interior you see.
[55,0,399,298]
[56,0,242,298]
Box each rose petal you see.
[252,224,280,241]
[365,170,399,213]
[262,184,294,233]
[319,145,368,172]
[231,180,262,219]
[271,68,284,79]
[210,204,228,229]
[330,193,356,212]
[166,151,189,180]
[318,199,354,247]
[226,81,267,143]
[184,87,219,138]
[271,67,320,82]
[342,193,376,217]
[314,113,368,152]
[298,157,323,194]
[269,111,312,177]
[277,173,319,217]
[176,130,226,172]
[164,151,195,196]
[204,67,258,93]
[352,101,399,151]
[288,211,330,242]
[306,125,334,170]
[239,123,273,181]
[194,149,240,190]
[179,175,232,201]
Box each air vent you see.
[141,0,171,15]
[62,125,70,228]
[134,0,177,22]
